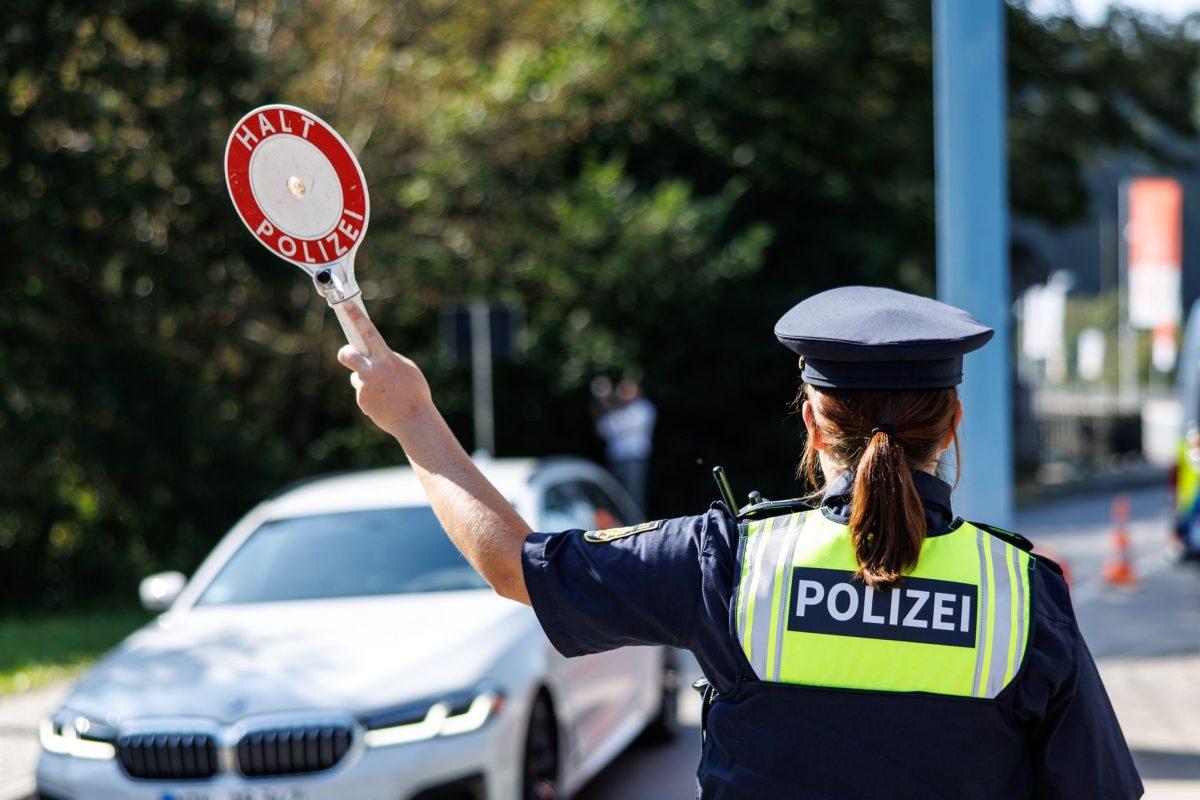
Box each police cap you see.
[774,286,993,389]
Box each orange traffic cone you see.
[1102,495,1137,587]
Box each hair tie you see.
[870,424,895,438]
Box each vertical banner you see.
[1019,275,1069,383]
[1153,324,1178,373]
[1126,177,1183,330]
[1077,328,1106,382]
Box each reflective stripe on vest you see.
[734,510,1033,699]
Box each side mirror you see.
[139,571,186,612]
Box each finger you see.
[337,344,371,373]
[350,373,364,391]
[342,300,385,349]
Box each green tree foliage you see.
[0,0,278,608]
[273,0,1197,505]
[238,0,776,490]
[1,0,1197,609]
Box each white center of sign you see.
[248,134,343,240]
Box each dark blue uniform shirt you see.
[522,471,1143,799]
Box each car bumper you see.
[36,722,519,800]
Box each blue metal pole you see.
[934,0,1013,526]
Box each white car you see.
[37,458,678,800]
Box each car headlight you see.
[361,687,504,748]
[39,711,117,760]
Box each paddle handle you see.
[332,295,371,357]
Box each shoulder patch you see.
[584,519,663,543]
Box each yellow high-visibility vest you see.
[1177,440,1200,515]
[734,510,1034,699]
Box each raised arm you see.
[336,304,532,604]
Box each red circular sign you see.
[224,105,369,270]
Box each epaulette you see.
[973,521,1066,576]
[737,497,816,521]
[1031,551,1065,576]
[970,520,1035,553]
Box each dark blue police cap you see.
[774,286,993,389]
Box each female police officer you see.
[336,285,1141,799]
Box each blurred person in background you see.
[337,286,1139,799]
[593,378,657,512]
[588,375,616,417]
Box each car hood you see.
[65,591,537,724]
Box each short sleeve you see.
[1013,562,1143,799]
[521,509,726,657]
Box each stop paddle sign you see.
[225,104,373,355]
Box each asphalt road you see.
[578,482,1199,799]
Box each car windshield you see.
[197,507,487,605]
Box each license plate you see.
[159,789,306,800]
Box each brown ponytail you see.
[799,385,961,590]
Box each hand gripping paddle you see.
[224,104,373,355]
